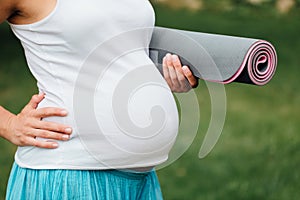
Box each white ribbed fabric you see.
[9,0,179,169]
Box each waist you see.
[14,133,173,170]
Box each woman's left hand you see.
[163,53,198,93]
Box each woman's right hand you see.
[5,93,72,149]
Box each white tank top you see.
[9,0,179,169]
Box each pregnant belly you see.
[73,51,179,165]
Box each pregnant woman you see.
[0,0,197,199]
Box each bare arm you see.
[0,1,73,149]
[0,0,20,141]
[0,106,16,138]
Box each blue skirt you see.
[6,163,163,200]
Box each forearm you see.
[0,106,16,140]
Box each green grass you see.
[1,6,300,200]
[153,5,300,200]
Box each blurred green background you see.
[0,0,299,199]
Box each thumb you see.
[23,93,45,112]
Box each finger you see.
[29,129,70,141]
[23,93,45,112]
[171,55,183,71]
[27,137,59,149]
[34,107,68,119]
[33,121,72,135]
[166,53,172,68]
[166,54,180,89]
[182,66,198,88]
[162,56,172,87]
[172,55,187,84]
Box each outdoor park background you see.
[0,0,299,199]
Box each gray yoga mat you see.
[149,27,277,85]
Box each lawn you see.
[0,4,299,200]
[153,5,300,200]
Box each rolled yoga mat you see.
[149,27,277,85]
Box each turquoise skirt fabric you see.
[6,163,163,200]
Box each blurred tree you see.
[151,0,203,10]
[276,0,295,13]
[151,0,298,13]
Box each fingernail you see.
[182,66,188,72]
[65,128,72,133]
[52,143,59,148]
[61,110,68,115]
[172,55,177,61]
[62,135,70,140]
